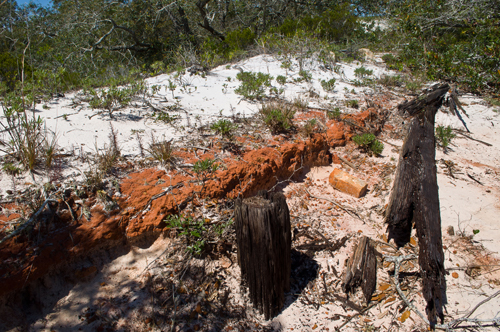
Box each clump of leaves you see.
[164,214,206,256]
[259,102,296,134]
[193,158,219,176]
[320,78,336,92]
[354,66,373,79]
[297,70,312,82]
[235,71,273,100]
[377,75,402,87]
[147,134,176,167]
[153,111,179,124]
[211,119,237,139]
[352,133,384,156]
[2,162,21,176]
[327,107,341,119]
[435,125,456,148]
[346,99,359,108]
[276,75,287,85]
[301,118,318,137]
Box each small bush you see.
[2,163,21,176]
[211,119,237,138]
[301,118,318,137]
[193,158,219,176]
[354,66,373,79]
[147,134,175,167]
[377,75,402,87]
[352,133,384,156]
[276,75,287,85]
[235,71,273,100]
[327,107,341,119]
[435,125,456,148]
[260,102,296,134]
[321,78,336,92]
[346,99,359,108]
[164,214,206,256]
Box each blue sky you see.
[16,0,53,7]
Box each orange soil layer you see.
[0,109,382,298]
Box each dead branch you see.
[0,198,59,245]
[304,188,365,223]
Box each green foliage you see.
[302,118,318,137]
[164,214,206,256]
[211,119,237,138]
[153,111,179,124]
[321,78,336,91]
[377,75,402,87]
[2,163,21,176]
[272,4,359,42]
[86,79,147,114]
[346,99,359,108]
[260,102,296,134]
[435,125,456,148]
[327,107,341,119]
[354,66,373,78]
[193,158,219,175]
[276,75,287,85]
[235,71,273,100]
[147,134,175,167]
[352,133,384,156]
[0,97,57,171]
[225,27,256,51]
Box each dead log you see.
[234,190,291,319]
[342,236,377,304]
[386,83,448,325]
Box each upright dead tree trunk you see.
[385,83,449,326]
[235,190,291,319]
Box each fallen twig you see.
[466,173,483,185]
[0,198,59,245]
[304,188,365,223]
[386,254,500,330]
[338,155,357,170]
[453,130,492,147]
[131,183,184,219]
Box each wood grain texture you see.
[386,84,448,325]
[235,190,291,319]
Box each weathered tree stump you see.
[386,83,449,325]
[234,190,291,319]
[342,236,377,303]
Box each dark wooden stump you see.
[234,190,291,319]
[342,236,377,304]
[386,83,448,325]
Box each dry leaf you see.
[378,310,389,319]
[312,324,318,330]
[452,272,459,279]
[410,237,417,246]
[399,310,411,323]
[379,283,391,291]
[384,296,396,304]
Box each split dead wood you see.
[342,236,377,304]
[387,83,449,325]
[295,234,349,253]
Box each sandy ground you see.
[1,53,500,331]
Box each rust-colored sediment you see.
[0,109,383,300]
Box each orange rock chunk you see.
[329,168,368,198]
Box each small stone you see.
[329,168,368,198]
[447,226,455,236]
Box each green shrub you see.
[211,119,237,138]
[147,134,175,167]
[193,158,219,175]
[321,78,336,91]
[435,125,456,148]
[225,27,256,51]
[352,133,384,156]
[164,214,206,256]
[302,118,318,137]
[327,107,341,119]
[276,75,287,85]
[354,66,373,79]
[2,163,21,176]
[260,102,295,134]
[346,99,359,108]
[235,71,273,100]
